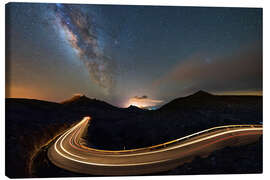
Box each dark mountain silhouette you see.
[61,94,84,104]
[5,98,84,178]
[6,90,262,177]
[188,90,213,98]
[126,105,148,112]
[159,90,262,112]
[84,91,262,151]
[62,95,118,110]
[60,95,129,120]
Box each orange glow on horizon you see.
[6,85,262,107]
[126,97,163,109]
[214,90,262,96]
[5,85,62,102]
[6,85,45,100]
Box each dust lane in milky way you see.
[54,3,116,94]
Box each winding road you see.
[48,116,262,175]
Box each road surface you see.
[48,116,262,175]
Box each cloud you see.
[133,95,148,99]
[127,95,163,108]
[153,42,262,95]
[54,4,116,94]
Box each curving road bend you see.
[48,116,262,175]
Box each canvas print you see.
[5,2,262,178]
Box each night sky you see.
[6,3,262,108]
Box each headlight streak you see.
[74,122,262,155]
[55,117,89,159]
[77,124,262,153]
[52,116,262,167]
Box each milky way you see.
[54,4,115,94]
[6,3,262,106]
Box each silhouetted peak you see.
[61,94,119,110]
[126,105,148,112]
[128,105,141,109]
[61,94,86,104]
[190,90,212,98]
[60,94,104,105]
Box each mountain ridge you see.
[6,90,262,111]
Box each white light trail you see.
[52,116,262,166]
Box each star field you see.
[6,3,262,107]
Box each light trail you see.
[48,116,262,175]
[76,123,262,153]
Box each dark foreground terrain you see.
[6,91,262,178]
[86,91,262,150]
